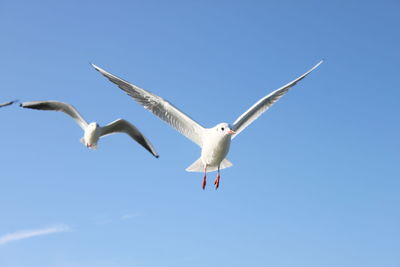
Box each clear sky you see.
[0,0,399,266]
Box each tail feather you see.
[220,158,233,170]
[186,158,204,172]
[186,158,233,173]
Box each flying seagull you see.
[20,100,159,158]
[92,61,323,189]
[0,100,18,108]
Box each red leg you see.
[214,166,220,189]
[202,165,207,190]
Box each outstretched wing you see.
[92,64,205,147]
[99,119,159,158]
[21,100,89,130]
[231,60,323,138]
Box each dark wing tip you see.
[148,146,159,158]
[0,100,18,107]
[19,101,32,108]
[19,101,57,111]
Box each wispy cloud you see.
[120,212,141,220]
[93,212,142,225]
[0,224,71,245]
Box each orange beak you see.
[228,129,236,135]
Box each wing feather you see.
[20,100,88,130]
[231,60,323,138]
[92,64,205,147]
[99,119,159,158]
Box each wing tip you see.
[91,63,116,80]
[311,59,324,71]
[19,101,33,108]
[314,59,324,69]
[91,63,103,73]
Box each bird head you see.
[214,123,235,136]
[88,122,100,129]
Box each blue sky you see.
[0,0,399,266]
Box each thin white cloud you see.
[120,212,140,220]
[0,224,71,245]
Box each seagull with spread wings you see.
[92,61,323,189]
[21,100,159,158]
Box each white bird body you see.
[80,122,101,149]
[92,61,323,188]
[200,123,232,169]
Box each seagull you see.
[20,100,159,158]
[0,100,18,108]
[92,61,323,189]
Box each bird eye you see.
[221,127,225,131]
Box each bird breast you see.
[201,134,231,166]
[84,127,100,146]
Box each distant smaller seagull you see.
[0,100,18,108]
[20,100,159,158]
